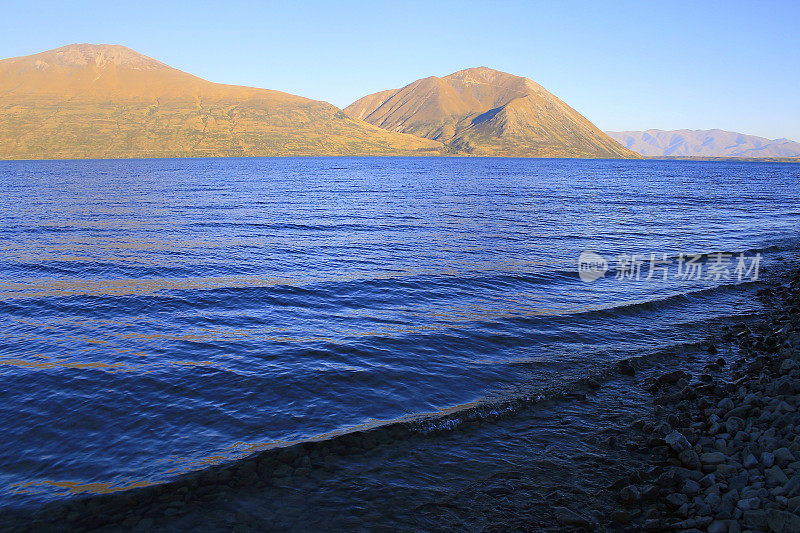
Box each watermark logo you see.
[578,251,761,283]
[578,250,609,282]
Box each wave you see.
[552,278,761,321]
[0,262,763,329]
[660,244,784,262]
[0,244,790,517]
[4,331,731,522]
[186,221,421,232]
[2,236,793,287]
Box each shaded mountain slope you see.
[345,67,637,158]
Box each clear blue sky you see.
[2,1,799,140]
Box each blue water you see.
[0,157,798,509]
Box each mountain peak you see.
[447,66,504,77]
[445,66,519,81]
[24,43,167,71]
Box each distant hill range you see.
[345,67,637,158]
[0,44,441,159]
[606,129,800,158]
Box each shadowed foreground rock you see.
[608,264,800,532]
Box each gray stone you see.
[762,451,776,468]
[553,507,592,528]
[766,466,789,486]
[707,520,728,533]
[701,452,727,465]
[619,485,640,503]
[715,438,731,454]
[716,463,739,476]
[658,370,690,385]
[766,508,800,533]
[726,406,749,420]
[743,454,758,468]
[641,519,662,530]
[725,418,741,435]
[788,495,800,511]
[675,466,704,481]
[742,509,768,529]
[737,497,760,511]
[718,398,735,412]
[695,501,711,517]
[641,484,659,501]
[722,488,740,503]
[681,450,702,469]
[684,479,701,495]
[782,359,798,373]
[775,447,796,467]
[611,509,631,524]
[790,332,800,349]
[135,518,155,531]
[705,491,722,512]
[666,430,692,453]
[666,492,688,508]
[694,516,713,528]
[741,487,760,501]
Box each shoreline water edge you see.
[2,257,799,532]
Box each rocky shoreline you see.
[606,264,800,532]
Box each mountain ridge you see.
[606,129,800,158]
[0,46,641,160]
[0,44,443,159]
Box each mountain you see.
[0,44,442,159]
[344,67,637,158]
[606,129,800,158]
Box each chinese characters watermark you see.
[578,251,760,284]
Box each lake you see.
[0,157,798,514]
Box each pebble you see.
[701,451,727,465]
[699,473,716,488]
[619,485,641,503]
[766,466,789,486]
[775,447,795,466]
[553,507,592,528]
[707,520,728,533]
[743,454,758,468]
[683,479,701,495]
[616,267,800,531]
[762,451,776,467]
[666,492,688,508]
